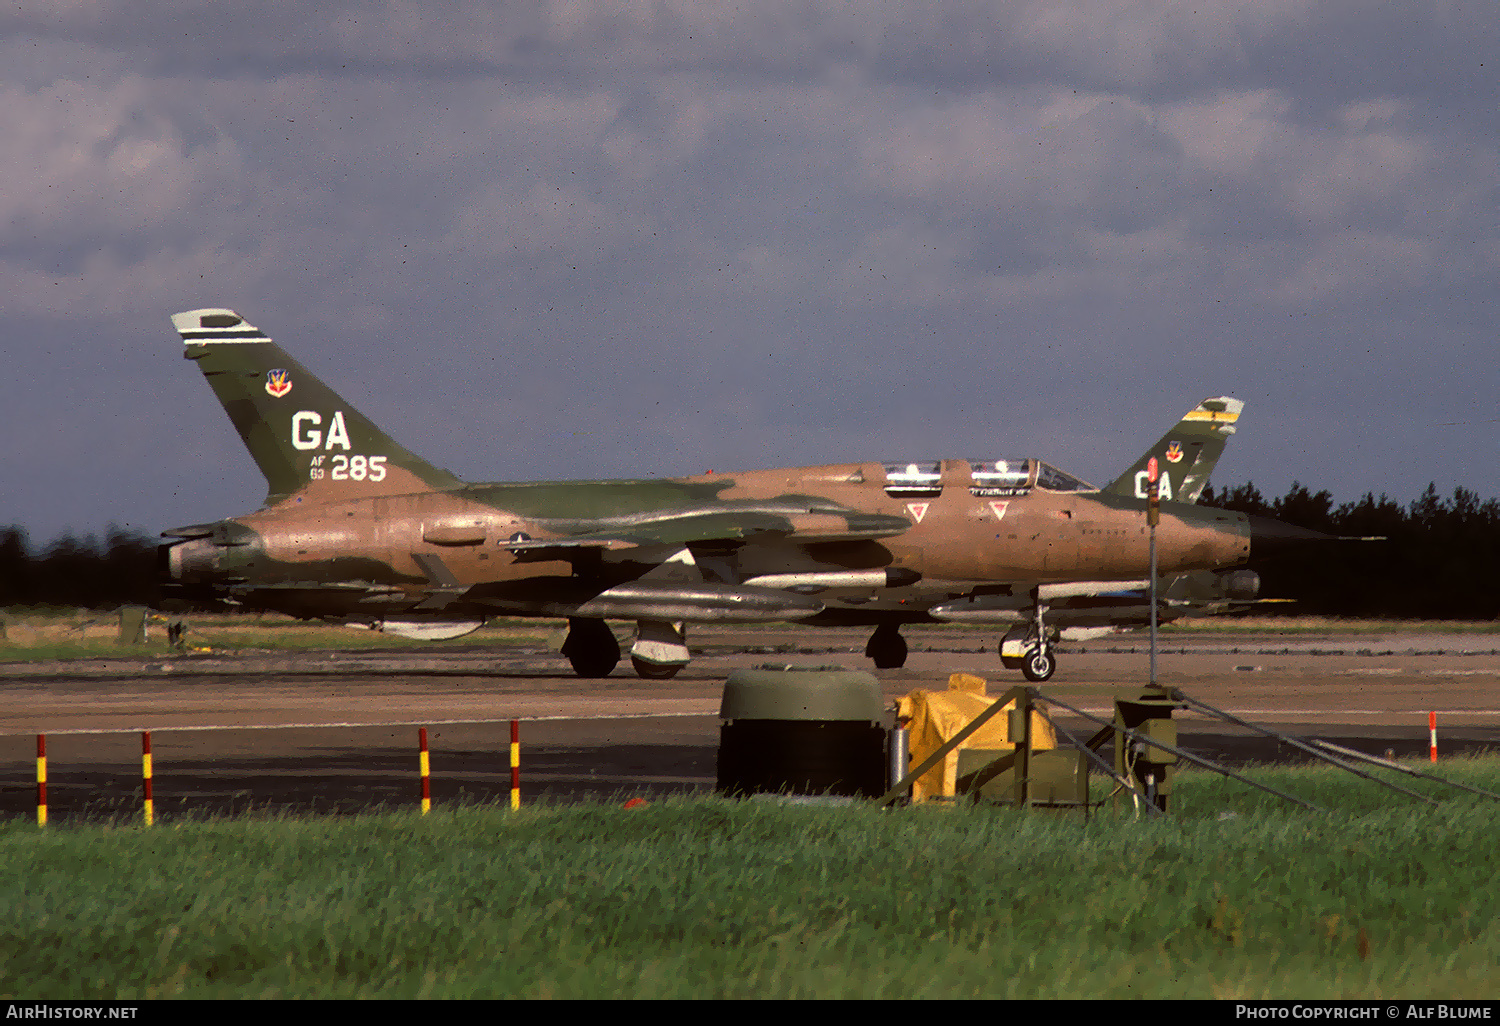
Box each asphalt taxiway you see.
[2,625,1496,820]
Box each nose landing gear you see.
[999,588,1057,682]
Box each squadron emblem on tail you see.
[265,369,293,398]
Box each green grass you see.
[3,758,1498,999]
[1158,616,1500,635]
[0,613,551,662]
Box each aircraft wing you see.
[929,571,1281,632]
[928,580,1150,624]
[500,507,911,562]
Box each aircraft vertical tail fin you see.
[172,308,463,508]
[1104,396,1243,504]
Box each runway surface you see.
[2,624,1497,820]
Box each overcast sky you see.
[3,2,1495,543]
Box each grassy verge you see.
[1159,616,1500,635]
[3,757,1497,999]
[0,612,552,661]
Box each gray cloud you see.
[1,2,1494,540]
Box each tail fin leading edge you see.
[173,308,463,507]
[1105,396,1243,504]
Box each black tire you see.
[568,647,618,678]
[1021,646,1056,682]
[865,626,908,669]
[562,618,620,678]
[631,657,683,680]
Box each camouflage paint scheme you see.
[160,308,1277,680]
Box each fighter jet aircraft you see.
[159,308,1306,681]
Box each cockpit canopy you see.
[881,459,1093,498]
[1032,462,1094,494]
[880,461,943,495]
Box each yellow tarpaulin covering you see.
[897,673,1057,802]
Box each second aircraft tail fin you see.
[172,308,463,508]
[1104,396,1243,504]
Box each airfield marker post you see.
[419,727,431,815]
[510,720,520,810]
[1147,457,1160,687]
[141,731,154,826]
[1429,712,1437,763]
[36,735,46,827]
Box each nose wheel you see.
[1022,645,1056,682]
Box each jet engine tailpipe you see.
[1245,514,1332,560]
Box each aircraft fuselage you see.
[165,460,1251,625]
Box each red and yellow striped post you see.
[510,719,520,810]
[419,727,432,815]
[36,735,47,827]
[1429,711,1438,763]
[141,731,154,826]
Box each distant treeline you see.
[0,526,159,610]
[1200,482,1500,620]
[2,482,1498,618]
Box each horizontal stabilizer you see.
[502,536,642,563]
[367,618,485,641]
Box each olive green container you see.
[717,665,887,798]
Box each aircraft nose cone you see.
[1246,514,1332,560]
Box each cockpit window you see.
[882,461,942,496]
[968,458,1032,496]
[968,458,1093,495]
[969,458,1031,490]
[1035,462,1094,492]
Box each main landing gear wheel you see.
[1022,645,1056,683]
[865,625,909,669]
[561,617,620,678]
[630,657,682,680]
